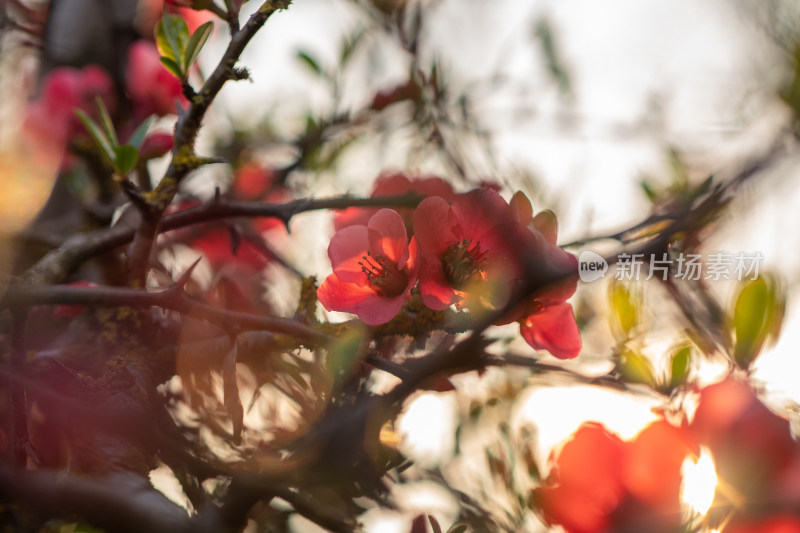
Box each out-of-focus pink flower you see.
[23,65,115,155]
[692,378,800,508]
[136,0,214,34]
[233,163,276,200]
[139,132,174,160]
[126,40,188,118]
[229,163,290,234]
[534,420,693,533]
[334,172,456,234]
[191,228,270,273]
[318,209,419,325]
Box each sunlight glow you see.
[396,392,456,467]
[681,448,718,517]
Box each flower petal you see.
[317,273,375,314]
[413,196,457,257]
[328,225,370,284]
[368,208,409,265]
[355,293,406,325]
[520,302,581,359]
[418,254,455,310]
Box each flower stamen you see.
[358,251,408,297]
[442,239,488,289]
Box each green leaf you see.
[618,349,654,386]
[183,21,214,72]
[74,109,115,165]
[732,275,785,369]
[296,50,322,77]
[115,145,139,175]
[639,179,659,203]
[326,328,366,393]
[669,344,692,389]
[159,56,183,79]
[609,280,638,339]
[127,116,154,149]
[94,96,118,148]
[155,12,190,73]
[446,525,468,533]
[340,28,365,65]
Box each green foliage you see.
[296,50,323,77]
[75,99,140,178]
[609,280,639,340]
[127,116,154,149]
[668,343,692,390]
[617,348,655,386]
[155,13,213,79]
[732,275,785,369]
[325,327,366,393]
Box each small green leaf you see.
[183,21,214,71]
[159,56,183,79]
[733,275,785,369]
[609,280,638,339]
[296,50,322,76]
[155,12,190,72]
[127,116,154,149]
[669,344,692,389]
[115,145,139,175]
[94,96,118,148]
[74,109,115,165]
[340,29,364,65]
[640,179,659,203]
[326,328,366,393]
[446,525,468,533]
[618,349,654,386]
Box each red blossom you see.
[191,227,270,272]
[232,163,276,200]
[508,191,581,359]
[413,188,525,312]
[318,209,419,325]
[24,65,115,153]
[334,172,455,233]
[139,132,174,160]
[692,378,800,514]
[534,420,693,533]
[126,40,188,118]
[230,163,289,234]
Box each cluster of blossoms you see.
[535,377,800,533]
[317,174,582,359]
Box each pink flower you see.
[139,132,174,160]
[412,188,524,312]
[24,65,115,153]
[318,209,419,325]
[334,172,455,233]
[508,192,581,359]
[126,40,188,118]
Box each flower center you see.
[442,239,488,289]
[359,252,408,297]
